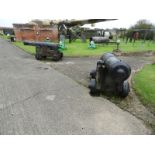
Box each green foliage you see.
[131,19,154,29]
[127,19,155,40]
[133,64,155,106]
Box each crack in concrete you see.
[0,91,42,111]
[0,84,79,112]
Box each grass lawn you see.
[10,39,155,57]
[63,39,155,56]
[13,40,117,57]
[133,64,155,107]
[0,34,9,40]
[120,40,155,53]
[13,41,35,55]
[63,40,116,56]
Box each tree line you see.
[120,20,155,43]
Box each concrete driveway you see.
[0,38,151,134]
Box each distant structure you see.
[82,28,105,38]
[13,19,117,42]
[0,27,14,35]
[13,20,58,42]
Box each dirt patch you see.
[49,55,155,133]
[113,51,155,57]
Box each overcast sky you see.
[0,0,154,29]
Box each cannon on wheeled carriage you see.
[23,41,63,61]
[89,53,131,97]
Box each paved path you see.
[0,38,151,134]
[50,55,155,130]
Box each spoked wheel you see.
[89,79,100,96]
[52,52,63,61]
[35,53,42,60]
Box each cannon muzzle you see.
[100,53,131,82]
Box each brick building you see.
[13,22,59,42]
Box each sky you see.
[0,0,154,29]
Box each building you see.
[13,21,59,42]
[0,27,14,35]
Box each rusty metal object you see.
[23,41,63,61]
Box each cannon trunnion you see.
[23,41,63,61]
[89,53,131,97]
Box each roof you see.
[0,27,13,30]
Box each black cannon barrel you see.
[92,37,109,43]
[23,41,59,48]
[89,52,131,97]
[100,53,131,81]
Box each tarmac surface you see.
[0,38,152,134]
[50,55,155,132]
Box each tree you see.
[131,19,154,29]
[128,19,155,41]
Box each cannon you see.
[92,36,110,44]
[89,53,131,97]
[23,41,63,61]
